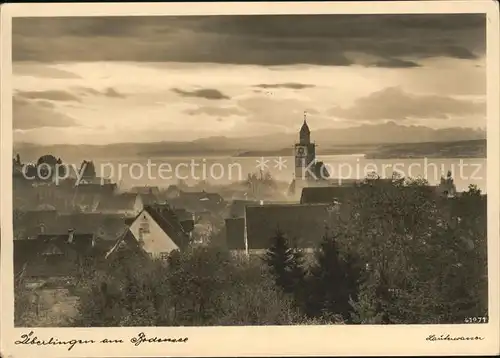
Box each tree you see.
[307,232,359,320]
[263,230,306,299]
[341,176,487,324]
[77,246,307,327]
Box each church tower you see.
[294,112,316,181]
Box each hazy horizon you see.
[13,14,487,145]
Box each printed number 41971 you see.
[464,316,488,323]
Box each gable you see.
[129,209,179,255]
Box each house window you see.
[138,228,145,246]
[160,252,170,260]
[140,217,150,233]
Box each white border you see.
[1,1,499,357]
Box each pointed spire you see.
[299,111,311,144]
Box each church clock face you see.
[295,146,307,157]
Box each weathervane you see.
[304,110,307,122]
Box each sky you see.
[12,14,487,145]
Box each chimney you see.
[68,229,75,244]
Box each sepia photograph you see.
[1,1,499,357]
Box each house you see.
[74,182,117,196]
[105,204,191,260]
[224,203,338,256]
[14,184,76,212]
[130,186,163,205]
[173,208,196,235]
[68,183,117,212]
[56,212,130,243]
[96,193,143,216]
[14,209,60,240]
[164,185,181,200]
[226,200,261,218]
[300,186,356,205]
[14,230,101,286]
[131,186,160,197]
[224,217,245,250]
[72,191,101,213]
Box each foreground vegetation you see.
[15,178,487,326]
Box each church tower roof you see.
[300,119,310,135]
[299,111,311,144]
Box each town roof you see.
[300,186,357,204]
[245,203,335,250]
[143,204,191,249]
[72,191,101,211]
[56,213,129,240]
[97,193,141,211]
[14,233,99,278]
[169,191,225,213]
[14,209,60,239]
[139,192,161,206]
[224,217,245,250]
[227,200,260,218]
[130,186,160,195]
[105,204,190,259]
[74,183,117,195]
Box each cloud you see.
[13,14,485,67]
[13,96,79,130]
[254,83,315,90]
[372,58,420,68]
[16,90,80,102]
[13,63,81,79]
[103,87,125,98]
[237,96,320,126]
[172,88,230,100]
[36,100,56,108]
[328,87,486,121]
[185,105,245,117]
[74,86,126,98]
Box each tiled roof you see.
[245,204,335,250]
[72,191,101,211]
[227,200,260,218]
[225,217,245,250]
[14,210,59,239]
[139,192,161,205]
[131,186,160,196]
[14,185,74,211]
[165,185,180,195]
[173,208,195,233]
[300,186,357,204]
[75,183,117,195]
[144,204,190,249]
[56,213,129,240]
[97,193,140,211]
[14,233,99,278]
[105,204,190,259]
[169,191,226,213]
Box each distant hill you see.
[364,139,486,159]
[14,122,486,162]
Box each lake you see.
[78,154,487,193]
